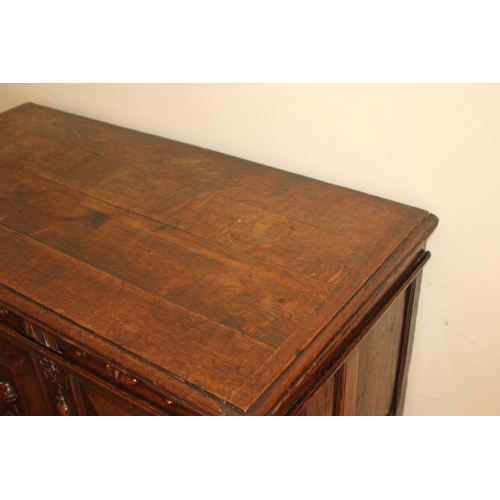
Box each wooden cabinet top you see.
[0,103,438,415]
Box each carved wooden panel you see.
[73,375,162,416]
[0,324,51,415]
[35,355,75,416]
[31,349,166,416]
[0,320,168,416]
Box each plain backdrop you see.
[1,83,499,416]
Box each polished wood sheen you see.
[0,103,438,416]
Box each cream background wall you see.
[0,83,498,415]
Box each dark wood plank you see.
[0,119,415,286]
[0,103,262,188]
[0,162,331,347]
[0,225,274,401]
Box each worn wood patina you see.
[0,103,438,415]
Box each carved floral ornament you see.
[38,357,71,416]
[39,357,65,385]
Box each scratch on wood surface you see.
[29,223,59,236]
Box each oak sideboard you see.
[0,103,438,416]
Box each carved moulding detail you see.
[105,364,137,386]
[23,319,59,351]
[38,357,71,416]
[56,388,71,416]
[39,357,65,385]
[23,319,38,340]
[0,380,19,404]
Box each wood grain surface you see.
[0,103,438,414]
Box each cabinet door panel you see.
[74,375,160,416]
[34,350,166,416]
[0,324,51,415]
[1,322,165,416]
[33,353,79,416]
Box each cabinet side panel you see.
[354,291,407,416]
[298,372,336,416]
[395,273,423,415]
[333,349,359,416]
